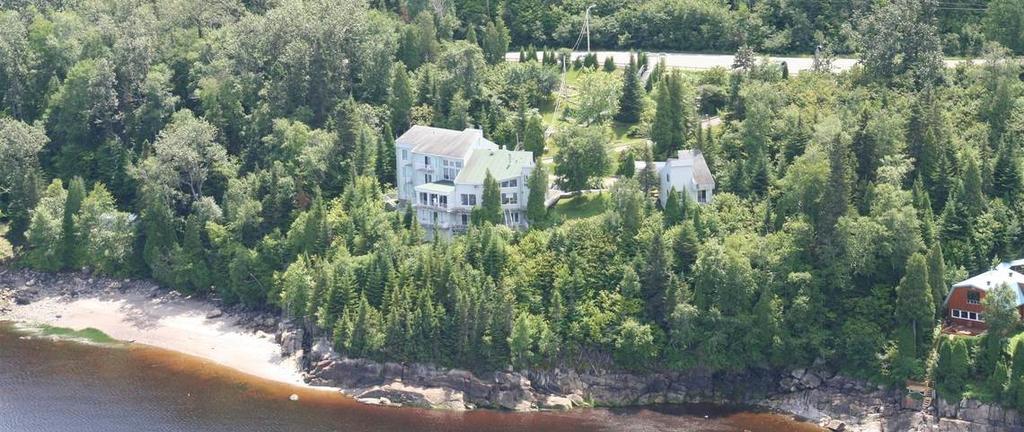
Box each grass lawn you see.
[549,192,609,221]
[38,324,117,344]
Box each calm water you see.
[0,322,821,432]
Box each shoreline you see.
[0,268,307,388]
[5,267,1022,432]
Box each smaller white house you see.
[635,149,716,207]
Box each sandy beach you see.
[0,272,306,387]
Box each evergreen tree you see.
[390,65,414,134]
[934,336,969,401]
[651,72,686,157]
[377,123,396,186]
[927,241,947,315]
[602,56,616,72]
[473,171,503,225]
[1007,339,1024,410]
[663,188,682,226]
[526,160,548,226]
[961,154,986,217]
[618,266,641,299]
[895,253,935,358]
[465,25,478,45]
[641,230,672,324]
[522,115,545,157]
[616,54,643,123]
[671,221,699,274]
[637,147,659,194]
[618,151,636,178]
[481,19,510,65]
[993,141,1023,201]
[61,177,86,269]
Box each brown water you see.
[0,322,822,432]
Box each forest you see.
[2,0,1024,411]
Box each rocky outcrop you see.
[306,354,1024,431]
[935,397,1024,431]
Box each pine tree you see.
[651,72,686,158]
[961,154,986,217]
[522,115,545,157]
[465,25,478,45]
[616,54,643,124]
[1006,339,1024,410]
[638,147,659,194]
[927,241,947,315]
[641,230,672,324]
[377,123,396,186]
[390,65,414,134]
[61,176,86,269]
[473,170,503,225]
[139,188,177,283]
[896,253,935,358]
[602,56,616,72]
[672,221,699,274]
[618,266,641,298]
[993,141,1023,201]
[817,133,849,258]
[526,160,548,226]
[482,19,510,65]
[663,188,682,226]
[618,151,636,178]
[446,91,470,130]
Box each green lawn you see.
[549,192,609,221]
[38,324,117,344]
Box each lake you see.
[0,322,821,432]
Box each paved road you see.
[506,51,963,74]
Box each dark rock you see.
[206,309,223,319]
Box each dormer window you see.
[967,291,981,305]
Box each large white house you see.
[635,149,716,207]
[395,125,535,235]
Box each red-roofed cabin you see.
[942,259,1024,332]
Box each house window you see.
[460,194,477,206]
[698,190,708,204]
[419,192,428,205]
[500,179,518,188]
[666,174,670,182]
[967,291,980,305]
[442,160,462,180]
[424,156,431,166]
[439,195,448,208]
[510,212,520,223]
[425,174,433,183]
[461,214,469,225]
[951,309,984,322]
[501,192,518,205]
[401,149,408,161]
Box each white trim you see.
[951,309,984,322]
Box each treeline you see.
[438,0,1024,56]
[1,0,1024,405]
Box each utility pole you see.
[585,4,595,53]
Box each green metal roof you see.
[415,181,456,194]
[455,149,533,184]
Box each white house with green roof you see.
[395,125,535,235]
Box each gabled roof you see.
[634,149,715,187]
[396,125,497,158]
[944,260,1024,307]
[670,150,715,187]
[455,148,534,184]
